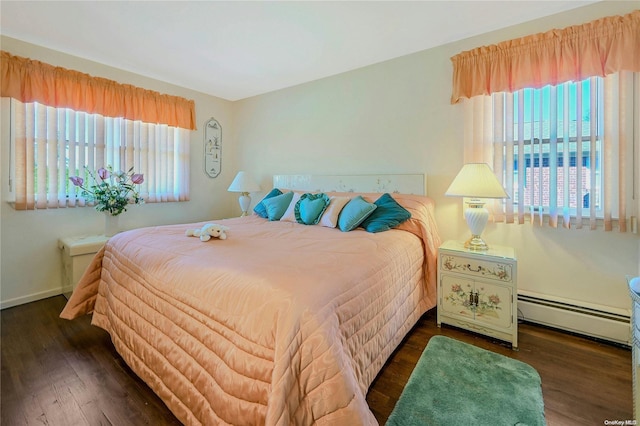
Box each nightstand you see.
[437,240,518,349]
[59,235,109,296]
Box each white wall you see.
[233,2,639,318]
[0,36,238,308]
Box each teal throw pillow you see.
[361,193,412,233]
[253,188,282,218]
[338,195,377,232]
[294,193,330,225]
[261,191,294,221]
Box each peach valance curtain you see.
[450,10,640,104]
[1,51,196,130]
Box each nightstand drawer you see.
[439,252,514,283]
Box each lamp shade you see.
[228,171,261,193]
[445,163,509,199]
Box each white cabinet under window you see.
[59,235,109,295]
[437,240,518,349]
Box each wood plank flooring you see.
[1,295,633,425]
[368,312,633,425]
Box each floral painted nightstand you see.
[437,240,518,349]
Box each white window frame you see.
[496,77,607,218]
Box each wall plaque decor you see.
[204,117,221,178]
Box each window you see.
[451,11,639,232]
[497,76,604,215]
[10,99,190,210]
[462,71,637,231]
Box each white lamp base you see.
[238,192,252,217]
[464,200,489,251]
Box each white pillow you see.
[319,196,351,228]
[280,192,302,222]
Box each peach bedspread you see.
[61,194,441,425]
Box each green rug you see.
[386,335,545,426]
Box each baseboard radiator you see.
[518,292,631,346]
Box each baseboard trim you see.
[1,287,69,310]
[518,292,631,346]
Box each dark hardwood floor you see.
[1,295,632,425]
[368,312,633,425]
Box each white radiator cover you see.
[518,290,631,346]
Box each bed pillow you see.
[319,196,351,228]
[360,193,412,233]
[295,193,330,225]
[280,192,302,222]
[261,191,294,221]
[338,195,377,232]
[253,188,283,218]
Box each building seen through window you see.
[499,77,602,213]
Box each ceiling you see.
[1,1,595,101]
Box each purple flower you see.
[97,167,109,180]
[69,176,84,187]
[71,165,144,216]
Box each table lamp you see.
[228,171,261,216]
[445,163,509,251]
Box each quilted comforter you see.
[61,193,441,425]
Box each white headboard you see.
[272,174,426,196]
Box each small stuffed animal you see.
[185,223,229,242]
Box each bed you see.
[60,174,441,426]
